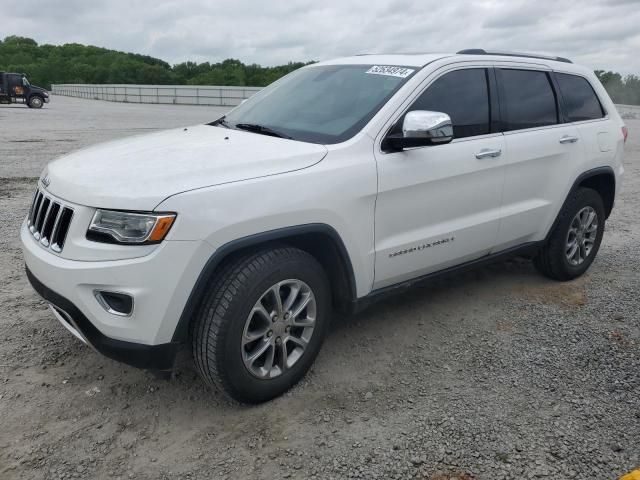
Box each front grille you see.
[27,188,74,253]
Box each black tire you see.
[534,187,605,281]
[191,247,330,403]
[28,96,44,108]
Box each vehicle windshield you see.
[22,76,30,86]
[215,64,416,144]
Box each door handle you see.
[475,148,502,159]
[559,135,579,144]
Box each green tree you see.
[3,36,38,47]
[0,36,317,90]
[594,70,640,105]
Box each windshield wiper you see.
[234,123,292,140]
[209,116,231,128]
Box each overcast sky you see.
[7,0,640,74]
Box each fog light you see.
[94,290,134,317]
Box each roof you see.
[313,53,452,68]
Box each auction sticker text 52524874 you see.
[365,65,415,78]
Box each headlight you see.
[87,210,176,245]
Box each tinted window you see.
[556,73,604,121]
[501,69,558,130]
[404,69,490,139]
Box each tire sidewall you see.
[219,253,330,402]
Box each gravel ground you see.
[0,97,638,480]
[0,96,224,178]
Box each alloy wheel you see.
[565,206,598,266]
[241,279,316,379]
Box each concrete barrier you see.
[51,84,640,116]
[50,84,262,107]
[616,104,640,120]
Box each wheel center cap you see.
[273,322,286,336]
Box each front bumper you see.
[26,267,177,370]
[21,217,213,370]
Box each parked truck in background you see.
[0,72,49,108]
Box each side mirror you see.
[384,111,454,151]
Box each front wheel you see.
[28,96,44,108]
[191,247,330,403]
[534,187,605,281]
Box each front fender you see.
[169,223,358,342]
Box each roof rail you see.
[456,48,572,64]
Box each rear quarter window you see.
[555,73,605,122]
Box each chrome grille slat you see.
[27,189,39,226]
[29,192,43,231]
[33,197,50,240]
[40,202,60,247]
[48,205,64,249]
[33,193,45,227]
[38,200,54,242]
[51,208,73,252]
[26,187,74,254]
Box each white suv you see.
[22,50,627,403]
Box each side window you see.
[402,68,490,139]
[501,69,558,131]
[556,73,605,122]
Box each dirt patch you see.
[609,329,633,348]
[0,177,37,198]
[430,473,475,480]
[523,281,588,308]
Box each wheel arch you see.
[171,223,357,342]
[576,168,616,218]
[546,166,616,242]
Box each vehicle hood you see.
[43,125,328,210]
[30,85,48,94]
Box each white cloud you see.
[5,0,640,74]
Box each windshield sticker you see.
[365,65,415,78]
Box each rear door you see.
[554,72,613,170]
[493,67,583,250]
[373,66,506,289]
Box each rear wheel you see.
[28,96,43,108]
[534,187,605,280]
[191,247,330,403]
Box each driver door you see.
[8,74,26,99]
[373,67,506,289]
